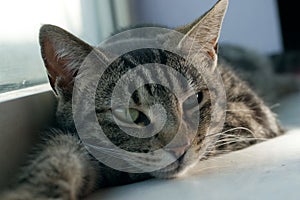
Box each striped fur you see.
[1,0,284,199]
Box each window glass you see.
[0,0,85,93]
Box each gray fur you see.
[0,0,285,199]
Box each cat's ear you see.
[177,0,228,62]
[39,24,93,96]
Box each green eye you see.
[183,92,204,110]
[113,108,139,122]
[128,108,139,122]
[113,108,150,126]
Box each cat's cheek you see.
[169,145,203,176]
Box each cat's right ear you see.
[176,0,228,66]
[39,25,93,97]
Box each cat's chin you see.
[150,163,181,179]
[150,147,201,179]
[150,153,188,179]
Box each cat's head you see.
[39,0,228,178]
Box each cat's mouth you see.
[150,152,187,179]
[176,152,186,163]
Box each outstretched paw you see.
[0,184,79,200]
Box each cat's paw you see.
[0,193,68,200]
[0,190,37,200]
[0,189,39,200]
[0,186,77,200]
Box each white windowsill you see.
[0,84,52,103]
[88,129,300,200]
[0,84,56,189]
[0,85,299,199]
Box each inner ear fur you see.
[176,0,228,60]
[39,24,93,95]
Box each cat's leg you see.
[0,129,99,200]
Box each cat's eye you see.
[183,92,204,110]
[196,92,204,103]
[113,108,150,126]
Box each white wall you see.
[133,0,283,54]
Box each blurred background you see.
[0,0,298,93]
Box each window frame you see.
[0,1,133,189]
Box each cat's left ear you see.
[177,0,228,62]
[39,25,95,98]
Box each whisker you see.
[217,138,267,146]
[206,127,256,138]
[269,103,281,110]
[215,134,268,143]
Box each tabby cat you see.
[1,0,284,199]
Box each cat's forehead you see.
[89,41,211,111]
[97,48,204,87]
[96,31,210,90]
